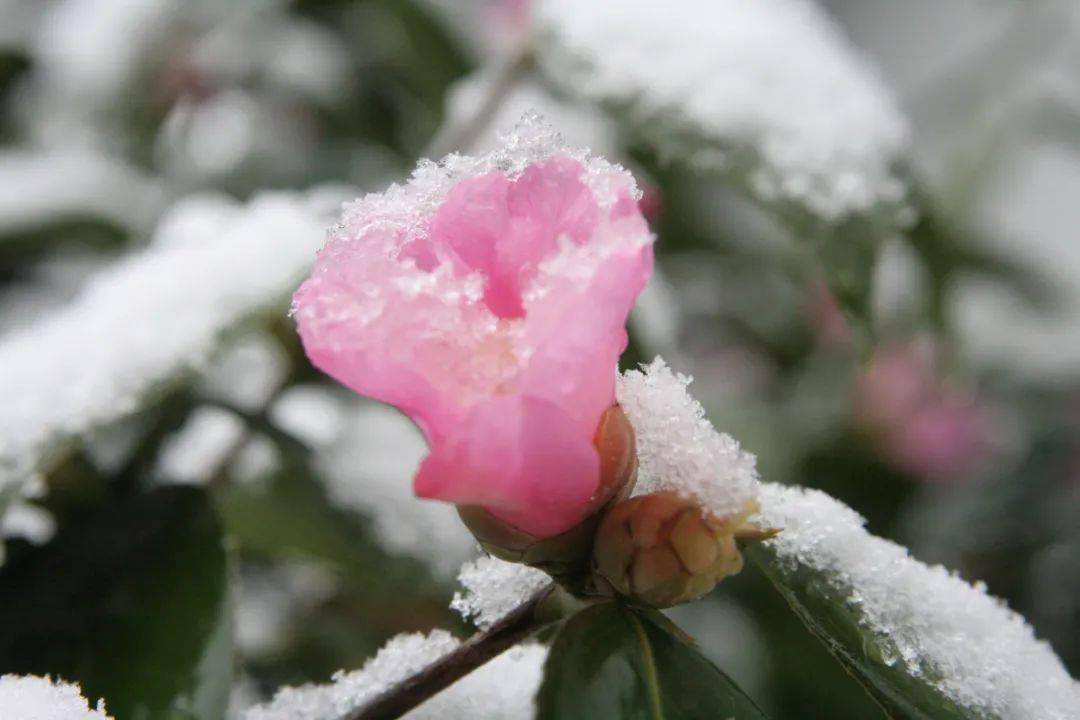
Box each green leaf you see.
[0,486,233,720]
[747,544,970,719]
[536,601,769,720]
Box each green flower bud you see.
[591,491,772,608]
[457,405,638,583]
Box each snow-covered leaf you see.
[533,0,913,341]
[749,483,1080,720]
[533,0,909,225]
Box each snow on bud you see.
[292,115,654,539]
[616,358,760,521]
[458,404,637,579]
[592,491,767,607]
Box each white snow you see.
[758,482,1080,719]
[155,407,246,486]
[0,151,165,237]
[0,674,112,720]
[0,501,56,545]
[451,556,550,630]
[616,358,760,520]
[247,637,546,720]
[247,551,553,720]
[404,643,546,720]
[245,630,462,720]
[0,189,341,499]
[534,0,909,220]
[441,71,618,157]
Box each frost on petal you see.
[616,357,760,519]
[246,630,461,720]
[293,114,654,537]
[0,674,112,720]
[758,483,1080,720]
[451,555,550,631]
[534,0,909,221]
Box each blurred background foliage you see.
[0,1,1078,719]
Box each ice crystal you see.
[0,674,112,720]
[616,357,760,519]
[451,556,550,630]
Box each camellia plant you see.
[247,119,1076,720]
[1,2,1079,720]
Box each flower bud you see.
[592,491,770,608]
[457,404,638,581]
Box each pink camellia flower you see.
[293,119,654,538]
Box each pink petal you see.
[414,395,601,537]
[292,135,655,537]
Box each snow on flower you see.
[0,674,112,720]
[616,357,760,520]
[292,115,654,538]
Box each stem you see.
[424,48,534,158]
[344,584,555,720]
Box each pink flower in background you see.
[293,129,653,537]
[855,341,992,481]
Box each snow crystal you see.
[442,71,617,157]
[0,190,340,498]
[451,556,551,630]
[405,643,547,720]
[0,674,112,720]
[758,483,1080,720]
[248,553,552,720]
[248,637,545,720]
[331,111,641,242]
[534,0,909,220]
[616,358,760,519]
[246,630,461,720]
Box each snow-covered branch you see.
[0,189,343,499]
[533,0,909,221]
